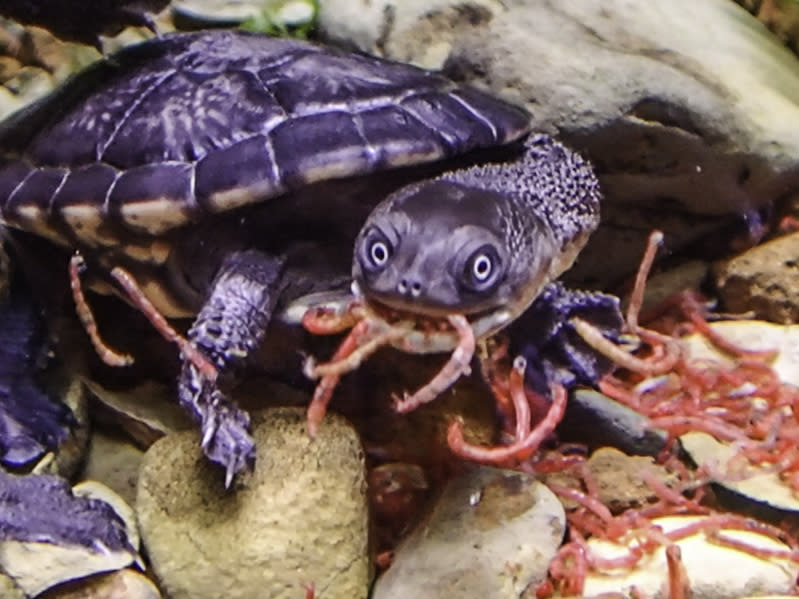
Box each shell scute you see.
[26,67,175,168]
[53,164,118,211]
[261,51,439,117]
[3,167,68,243]
[354,106,444,169]
[270,111,376,187]
[110,163,195,234]
[399,91,504,154]
[195,135,283,213]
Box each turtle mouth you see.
[360,295,513,342]
[352,280,502,319]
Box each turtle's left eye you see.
[461,244,501,292]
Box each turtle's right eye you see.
[360,228,393,272]
[370,239,390,266]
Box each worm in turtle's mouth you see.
[363,297,510,341]
[353,281,514,351]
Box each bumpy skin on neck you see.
[352,134,602,325]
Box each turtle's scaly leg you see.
[68,253,134,367]
[180,250,285,487]
[393,314,475,413]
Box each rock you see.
[318,0,799,286]
[635,260,709,315]
[39,569,162,599]
[736,0,799,55]
[545,448,678,514]
[681,431,799,513]
[714,232,799,323]
[136,407,369,599]
[173,0,317,33]
[80,430,145,507]
[83,380,193,448]
[582,515,797,598]
[681,319,799,386]
[679,320,799,512]
[372,465,565,599]
[0,572,25,599]
[0,471,140,597]
[560,389,668,457]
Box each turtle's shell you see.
[0,31,530,313]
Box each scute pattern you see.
[0,30,530,249]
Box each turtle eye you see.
[461,245,501,292]
[359,228,393,272]
[472,254,493,282]
[370,239,390,267]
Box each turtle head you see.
[352,179,558,325]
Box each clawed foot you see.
[180,364,255,488]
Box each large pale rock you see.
[318,0,799,285]
[136,407,370,599]
[372,465,564,599]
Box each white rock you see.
[583,515,797,598]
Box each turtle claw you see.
[197,395,255,487]
[180,363,256,486]
[203,422,255,488]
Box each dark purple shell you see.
[0,30,531,250]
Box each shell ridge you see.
[187,160,198,216]
[262,131,282,192]
[45,168,69,218]
[251,70,291,127]
[397,99,456,149]
[348,109,379,168]
[102,169,122,215]
[448,91,500,141]
[5,166,36,208]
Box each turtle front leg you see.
[179,250,285,487]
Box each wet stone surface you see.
[372,465,565,599]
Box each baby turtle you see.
[0,30,600,484]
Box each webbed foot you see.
[507,281,624,394]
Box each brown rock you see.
[714,232,799,323]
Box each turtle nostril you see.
[398,278,423,298]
